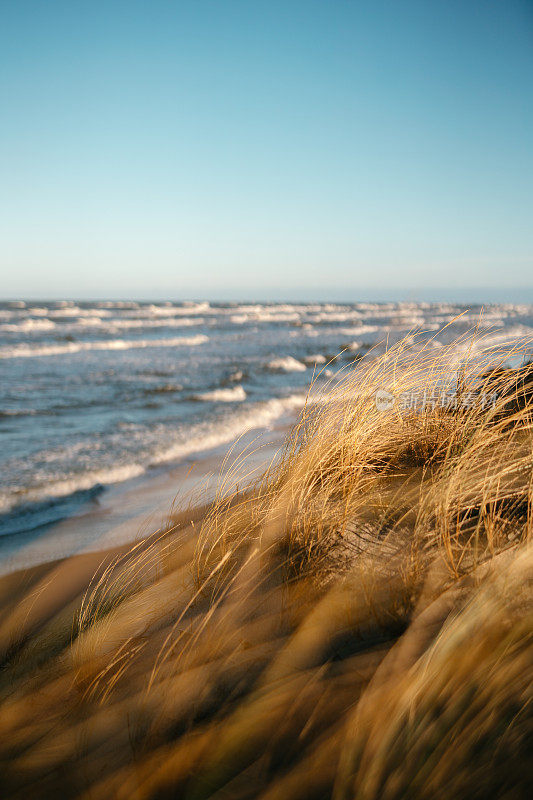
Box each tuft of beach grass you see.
[0,330,532,800]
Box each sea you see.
[1,299,533,548]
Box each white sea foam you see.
[193,385,247,403]
[231,312,301,324]
[0,318,57,332]
[26,307,50,316]
[338,325,379,336]
[387,315,427,327]
[0,315,203,335]
[73,316,105,327]
[230,304,307,316]
[0,393,306,515]
[0,334,209,359]
[267,356,307,372]
[0,463,146,514]
[301,325,320,337]
[152,393,307,466]
[457,325,533,352]
[303,354,327,365]
[61,316,201,333]
[128,302,211,317]
[100,316,201,331]
[95,301,140,309]
[307,311,362,323]
[48,306,84,317]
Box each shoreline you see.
[0,412,294,577]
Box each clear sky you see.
[1,0,532,301]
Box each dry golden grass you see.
[0,332,532,799]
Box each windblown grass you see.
[0,331,532,799]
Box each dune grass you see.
[0,332,532,799]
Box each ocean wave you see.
[454,325,533,353]
[96,316,201,331]
[346,341,361,352]
[25,307,50,316]
[230,315,253,324]
[151,392,307,466]
[230,312,301,325]
[0,393,307,516]
[300,325,320,337]
[126,302,211,318]
[307,311,362,324]
[303,354,327,365]
[193,385,247,403]
[0,463,145,517]
[0,315,204,336]
[0,335,209,359]
[386,315,427,327]
[229,303,309,315]
[0,318,57,332]
[338,325,380,336]
[267,356,307,372]
[95,301,140,309]
[47,306,85,317]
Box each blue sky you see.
[1,0,532,300]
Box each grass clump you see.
[0,332,532,799]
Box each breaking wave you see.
[267,356,307,372]
[0,335,209,359]
[193,385,247,403]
